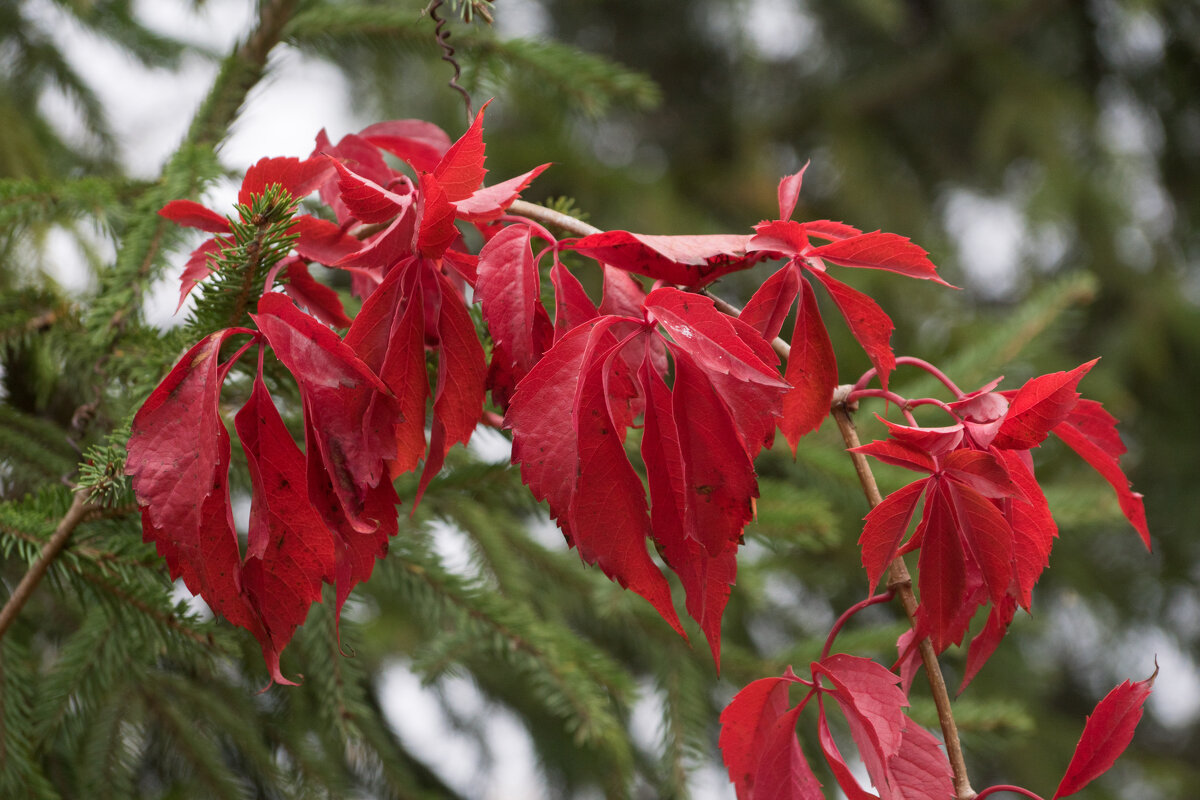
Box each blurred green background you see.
[1,1,1197,797]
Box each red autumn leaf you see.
[992,360,1096,450]
[252,293,399,532]
[159,199,230,233]
[941,448,1024,500]
[807,231,952,285]
[816,704,880,800]
[754,703,823,800]
[777,167,806,220]
[416,172,459,258]
[961,595,1017,693]
[815,654,908,767]
[877,418,964,457]
[996,449,1056,610]
[945,479,1014,606]
[327,157,413,225]
[359,118,452,173]
[780,275,838,448]
[852,439,937,474]
[1064,398,1126,458]
[740,261,802,342]
[749,220,811,255]
[599,266,648,320]
[949,389,1010,449]
[311,130,397,224]
[915,484,967,653]
[805,220,864,242]
[176,237,226,311]
[887,723,956,800]
[1053,666,1157,799]
[476,222,554,383]
[720,676,806,799]
[235,369,335,685]
[238,155,335,206]
[565,230,760,288]
[453,163,551,222]
[1053,419,1150,548]
[433,101,490,202]
[549,259,599,338]
[860,478,927,591]
[291,215,362,266]
[281,258,352,328]
[807,267,897,388]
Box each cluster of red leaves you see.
[854,361,1150,685]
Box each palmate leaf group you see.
[124,107,1153,799]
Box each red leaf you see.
[777,167,806,220]
[453,163,551,222]
[292,215,362,266]
[779,275,837,449]
[416,172,459,258]
[1053,420,1150,548]
[949,390,1010,449]
[159,199,230,234]
[433,102,490,202]
[565,230,759,288]
[549,260,599,339]
[749,220,810,256]
[962,595,1017,693]
[992,360,1096,450]
[235,371,335,685]
[916,485,967,653]
[996,449,1056,609]
[807,231,951,285]
[599,266,648,320]
[807,268,897,388]
[804,220,863,242]
[281,259,352,328]
[311,130,395,224]
[176,237,225,311]
[942,448,1024,500]
[852,439,937,474]
[946,479,1014,606]
[1053,667,1157,799]
[252,293,398,532]
[239,156,335,206]
[328,158,413,225]
[720,677,797,799]
[1064,398,1125,458]
[359,118,452,173]
[816,703,879,800]
[476,223,553,378]
[754,704,824,800]
[860,479,927,591]
[888,723,956,799]
[877,418,964,457]
[815,653,908,764]
[740,262,801,342]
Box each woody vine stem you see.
[510,198,977,800]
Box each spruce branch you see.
[0,490,95,642]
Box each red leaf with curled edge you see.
[946,478,1014,607]
[807,267,897,389]
[126,330,269,653]
[1053,666,1157,799]
[1065,398,1125,458]
[252,293,399,532]
[941,448,1024,500]
[434,101,490,202]
[641,358,736,665]
[749,220,810,256]
[741,261,801,342]
[280,258,352,329]
[777,167,806,220]
[159,199,230,233]
[565,230,761,288]
[359,118,452,173]
[292,215,362,266]
[860,478,927,591]
[327,157,413,225]
[807,231,953,285]
[550,259,599,338]
[239,156,335,206]
[962,595,1017,693]
[817,704,880,800]
[235,369,335,685]
[916,484,967,653]
[176,237,226,311]
[476,222,553,379]
[782,275,838,448]
[877,418,964,457]
[416,172,459,258]
[804,220,863,242]
[311,130,396,224]
[949,387,1009,449]
[453,163,551,222]
[992,360,1096,450]
[754,703,825,800]
[814,654,908,771]
[852,439,937,474]
[1053,419,1150,548]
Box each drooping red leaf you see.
[126,329,266,645]
[814,653,908,765]
[343,260,429,476]
[720,677,797,800]
[992,360,1096,450]
[176,237,225,311]
[327,158,413,225]
[252,293,398,532]
[235,370,335,685]
[1064,398,1125,458]
[816,701,879,800]
[1053,419,1150,549]
[311,130,396,224]
[565,230,759,288]
[946,479,1014,606]
[754,703,823,800]
[292,214,362,266]
[888,723,956,800]
[852,439,937,474]
[915,484,967,653]
[949,390,1010,449]
[549,260,599,338]
[159,199,230,233]
[740,261,802,342]
[239,156,336,206]
[453,163,551,222]
[433,102,490,202]
[359,118,452,173]
[807,267,897,389]
[599,266,648,320]
[779,275,837,448]
[1053,667,1157,799]
[877,418,964,457]
[996,449,1056,609]
[961,595,1017,693]
[860,478,927,591]
[807,231,951,285]
[281,259,352,328]
[416,172,459,258]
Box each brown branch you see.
[0,491,94,642]
[830,390,976,800]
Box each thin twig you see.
[0,491,94,641]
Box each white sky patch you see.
[744,0,818,61]
[942,189,1026,300]
[427,517,477,577]
[469,425,513,464]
